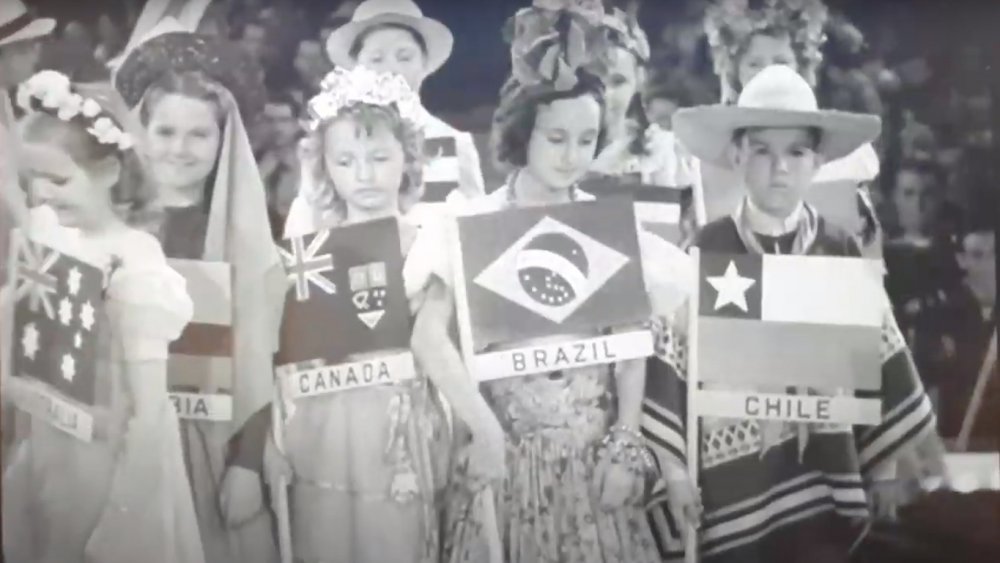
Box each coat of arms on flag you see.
[693,250,886,424]
[167,259,233,422]
[276,217,414,400]
[451,201,654,380]
[582,176,691,245]
[7,235,104,441]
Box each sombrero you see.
[325,0,453,75]
[114,32,266,121]
[0,0,55,47]
[674,65,882,169]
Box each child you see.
[2,70,202,563]
[647,65,941,563]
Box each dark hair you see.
[21,113,157,229]
[491,69,609,171]
[731,126,823,150]
[348,23,428,59]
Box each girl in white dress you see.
[2,71,203,563]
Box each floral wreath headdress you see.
[705,0,829,93]
[504,0,616,91]
[601,7,651,64]
[306,66,424,132]
[16,70,135,151]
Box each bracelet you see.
[608,423,645,446]
[600,433,656,474]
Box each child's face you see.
[145,93,222,196]
[732,127,823,218]
[22,140,119,230]
[355,27,427,92]
[323,116,405,217]
[738,33,797,88]
[602,47,642,131]
[525,94,603,191]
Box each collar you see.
[744,197,805,236]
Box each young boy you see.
[645,65,941,563]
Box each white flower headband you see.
[306,66,424,131]
[16,70,135,152]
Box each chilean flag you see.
[697,252,885,391]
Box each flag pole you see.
[447,213,503,562]
[956,328,998,451]
[685,246,701,563]
[270,376,294,563]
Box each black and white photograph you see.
[0,0,996,562]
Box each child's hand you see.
[263,431,293,487]
[220,466,264,528]
[595,459,640,510]
[467,417,506,491]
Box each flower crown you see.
[602,8,651,63]
[306,66,423,131]
[705,0,829,78]
[16,70,135,152]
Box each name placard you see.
[473,330,654,381]
[696,389,882,425]
[10,377,94,442]
[284,351,417,400]
[169,392,233,421]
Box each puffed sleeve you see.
[105,232,193,362]
[403,215,455,307]
[455,131,486,200]
[638,230,695,322]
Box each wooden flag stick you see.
[480,486,503,563]
[685,246,701,563]
[957,328,998,451]
[270,380,294,563]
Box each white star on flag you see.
[707,261,756,312]
[59,298,74,326]
[61,354,76,382]
[67,267,82,296]
[74,332,83,349]
[280,230,337,302]
[14,240,59,318]
[474,216,629,324]
[80,301,95,331]
[21,323,40,361]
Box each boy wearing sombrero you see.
[643,66,942,562]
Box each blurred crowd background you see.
[22,0,997,447]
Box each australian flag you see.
[276,217,411,369]
[11,237,104,406]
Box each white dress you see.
[2,206,202,563]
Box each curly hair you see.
[306,103,424,225]
[20,112,157,231]
[704,0,829,100]
[490,68,609,172]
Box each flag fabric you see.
[422,136,460,203]
[582,176,690,245]
[276,217,410,369]
[454,201,650,351]
[698,252,884,391]
[11,237,104,407]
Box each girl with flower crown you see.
[114,31,285,563]
[434,6,695,561]
[1,70,204,563]
[268,65,505,563]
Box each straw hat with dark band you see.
[674,65,882,170]
[325,0,454,75]
[114,32,266,120]
[0,0,55,47]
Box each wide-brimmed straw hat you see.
[325,0,453,75]
[0,0,55,47]
[674,65,882,169]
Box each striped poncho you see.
[643,214,938,562]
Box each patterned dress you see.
[2,205,202,563]
[436,186,691,563]
[282,221,450,563]
[643,212,938,563]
